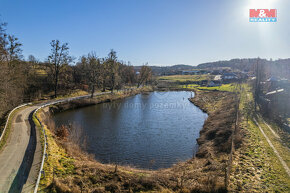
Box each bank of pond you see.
[53,91,208,169]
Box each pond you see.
[53,91,208,169]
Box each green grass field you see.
[158,75,238,92]
[181,83,237,92]
[197,84,236,92]
[158,74,214,82]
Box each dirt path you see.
[257,115,280,139]
[253,118,290,177]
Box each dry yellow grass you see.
[35,87,237,192]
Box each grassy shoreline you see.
[35,87,239,192]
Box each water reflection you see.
[54,91,208,169]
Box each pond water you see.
[53,91,208,169]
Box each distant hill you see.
[197,58,290,79]
[134,64,196,75]
[196,58,264,71]
[135,58,290,79]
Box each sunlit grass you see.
[35,69,47,76]
[181,84,199,88]
[180,83,238,92]
[35,109,76,191]
[158,74,213,82]
[229,83,290,192]
[54,89,89,100]
[257,116,290,168]
[197,84,236,92]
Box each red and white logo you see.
[249,9,277,22]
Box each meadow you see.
[158,74,214,82]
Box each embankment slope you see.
[37,89,237,193]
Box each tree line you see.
[0,22,152,118]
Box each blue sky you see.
[0,0,289,66]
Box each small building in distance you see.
[222,72,238,80]
[214,75,222,81]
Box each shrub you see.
[55,125,69,140]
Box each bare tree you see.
[119,61,136,86]
[80,52,101,98]
[0,22,25,116]
[48,40,71,98]
[0,22,8,63]
[137,64,152,88]
[99,58,108,92]
[27,55,39,64]
[106,49,119,93]
[7,35,22,63]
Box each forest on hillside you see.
[145,58,290,79]
[197,58,290,78]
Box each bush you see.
[55,125,69,140]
